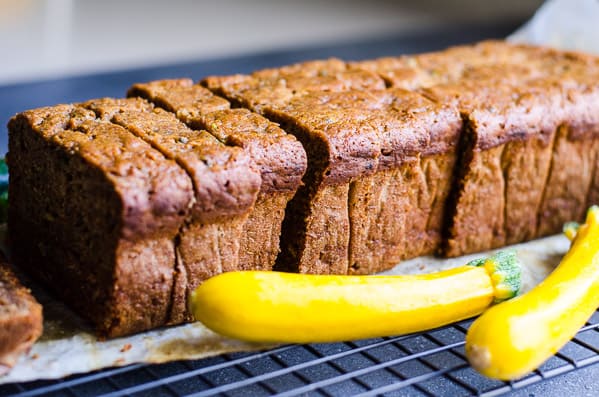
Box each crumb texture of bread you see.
[0,256,42,373]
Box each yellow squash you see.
[189,251,521,344]
[466,206,599,380]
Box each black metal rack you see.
[1,310,598,396]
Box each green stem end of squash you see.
[468,250,522,303]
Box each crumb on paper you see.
[120,343,132,353]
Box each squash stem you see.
[468,250,522,303]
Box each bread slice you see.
[264,88,460,274]
[82,97,261,323]
[8,105,193,337]
[0,256,42,374]
[127,79,307,271]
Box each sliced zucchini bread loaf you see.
[7,40,599,337]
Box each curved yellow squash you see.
[466,206,599,380]
[189,252,520,344]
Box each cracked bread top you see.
[9,105,193,240]
[264,88,461,185]
[423,78,599,150]
[350,40,599,150]
[202,58,386,112]
[351,40,599,90]
[83,97,261,223]
[128,79,307,194]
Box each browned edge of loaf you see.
[7,104,193,337]
[127,79,307,271]
[0,255,43,373]
[82,97,261,323]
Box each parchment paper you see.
[4,0,599,383]
[508,0,599,54]
[1,233,570,384]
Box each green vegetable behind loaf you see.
[0,157,8,223]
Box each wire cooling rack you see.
[1,309,598,397]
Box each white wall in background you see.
[0,0,542,85]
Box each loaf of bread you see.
[7,41,599,337]
[0,256,42,373]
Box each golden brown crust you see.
[268,88,460,184]
[128,80,308,194]
[349,40,591,89]
[202,58,385,112]
[128,79,230,121]
[83,97,260,222]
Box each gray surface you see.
[515,364,599,397]
[0,0,543,84]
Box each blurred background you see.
[0,0,546,153]
[0,0,544,85]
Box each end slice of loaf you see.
[8,105,194,336]
[0,256,42,374]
